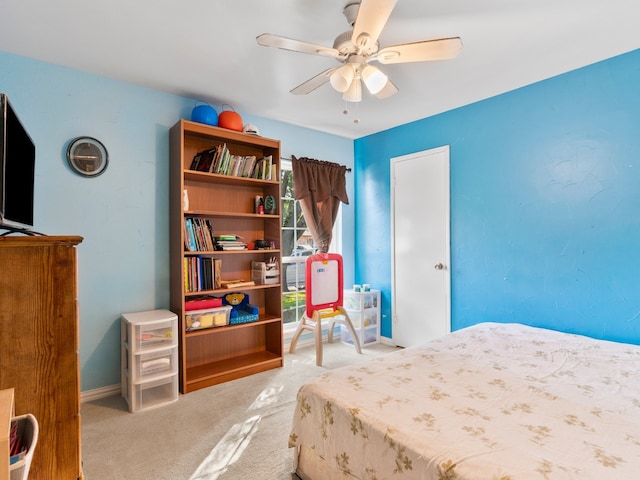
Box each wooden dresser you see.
[0,236,83,479]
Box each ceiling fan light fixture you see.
[361,64,388,95]
[343,78,362,102]
[374,79,398,99]
[329,64,355,93]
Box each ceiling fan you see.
[257,0,462,104]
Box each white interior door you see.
[391,146,450,347]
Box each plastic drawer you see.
[343,290,379,312]
[344,309,377,330]
[121,310,178,351]
[123,374,178,413]
[129,348,178,382]
[340,325,379,346]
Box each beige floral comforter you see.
[289,322,640,479]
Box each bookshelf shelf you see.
[184,315,282,338]
[170,119,284,394]
[186,210,280,219]
[184,169,279,186]
[185,351,282,392]
[184,249,281,256]
[184,284,281,297]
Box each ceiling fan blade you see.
[290,67,338,95]
[375,79,398,99]
[257,33,340,58]
[351,0,398,51]
[376,37,463,64]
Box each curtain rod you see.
[280,156,351,172]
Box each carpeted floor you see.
[81,341,398,480]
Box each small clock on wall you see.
[66,136,108,177]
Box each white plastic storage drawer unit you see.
[121,309,179,412]
[121,375,179,413]
[340,289,381,347]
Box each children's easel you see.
[289,253,361,366]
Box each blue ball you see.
[191,104,218,126]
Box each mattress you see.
[289,322,640,479]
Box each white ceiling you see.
[1,0,638,139]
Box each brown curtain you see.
[292,155,349,253]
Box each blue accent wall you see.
[0,51,353,392]
[354,48,640,344]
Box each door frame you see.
[390,146,451,345]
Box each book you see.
[9,419,24,463]
[220,279,255,289]
[213,259,222,289]
[215,234,242,241]
[241,155,256,177]
[201,256,211,290]
[264,155,272,180]
[216,242,247,251]
[213,144,229,174]
[183,258,189,292]
[185,217,216,252]
[184,218,197,252]
[196,148,216,172]
[189,152,202,170]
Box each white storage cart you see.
[121,309,179,412]
[340,289,381,347]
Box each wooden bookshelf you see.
[169,120,283,393]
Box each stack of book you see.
[250,155,275,180]
[184,217,215,252]
[184,256,221,292]
[220,279,256,289]
[214,234,247,251]
[189,146,275,180]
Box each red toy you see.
[218,106,243,131]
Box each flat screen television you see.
[0,93,35,231]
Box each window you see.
[280,160,342,331]
[281,160,308,326]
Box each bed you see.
[288,322,640,479]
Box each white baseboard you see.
[81,336,396,403]
[379,336,395,346]
[81,384,121,403]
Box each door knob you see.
[434,263,445,270]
